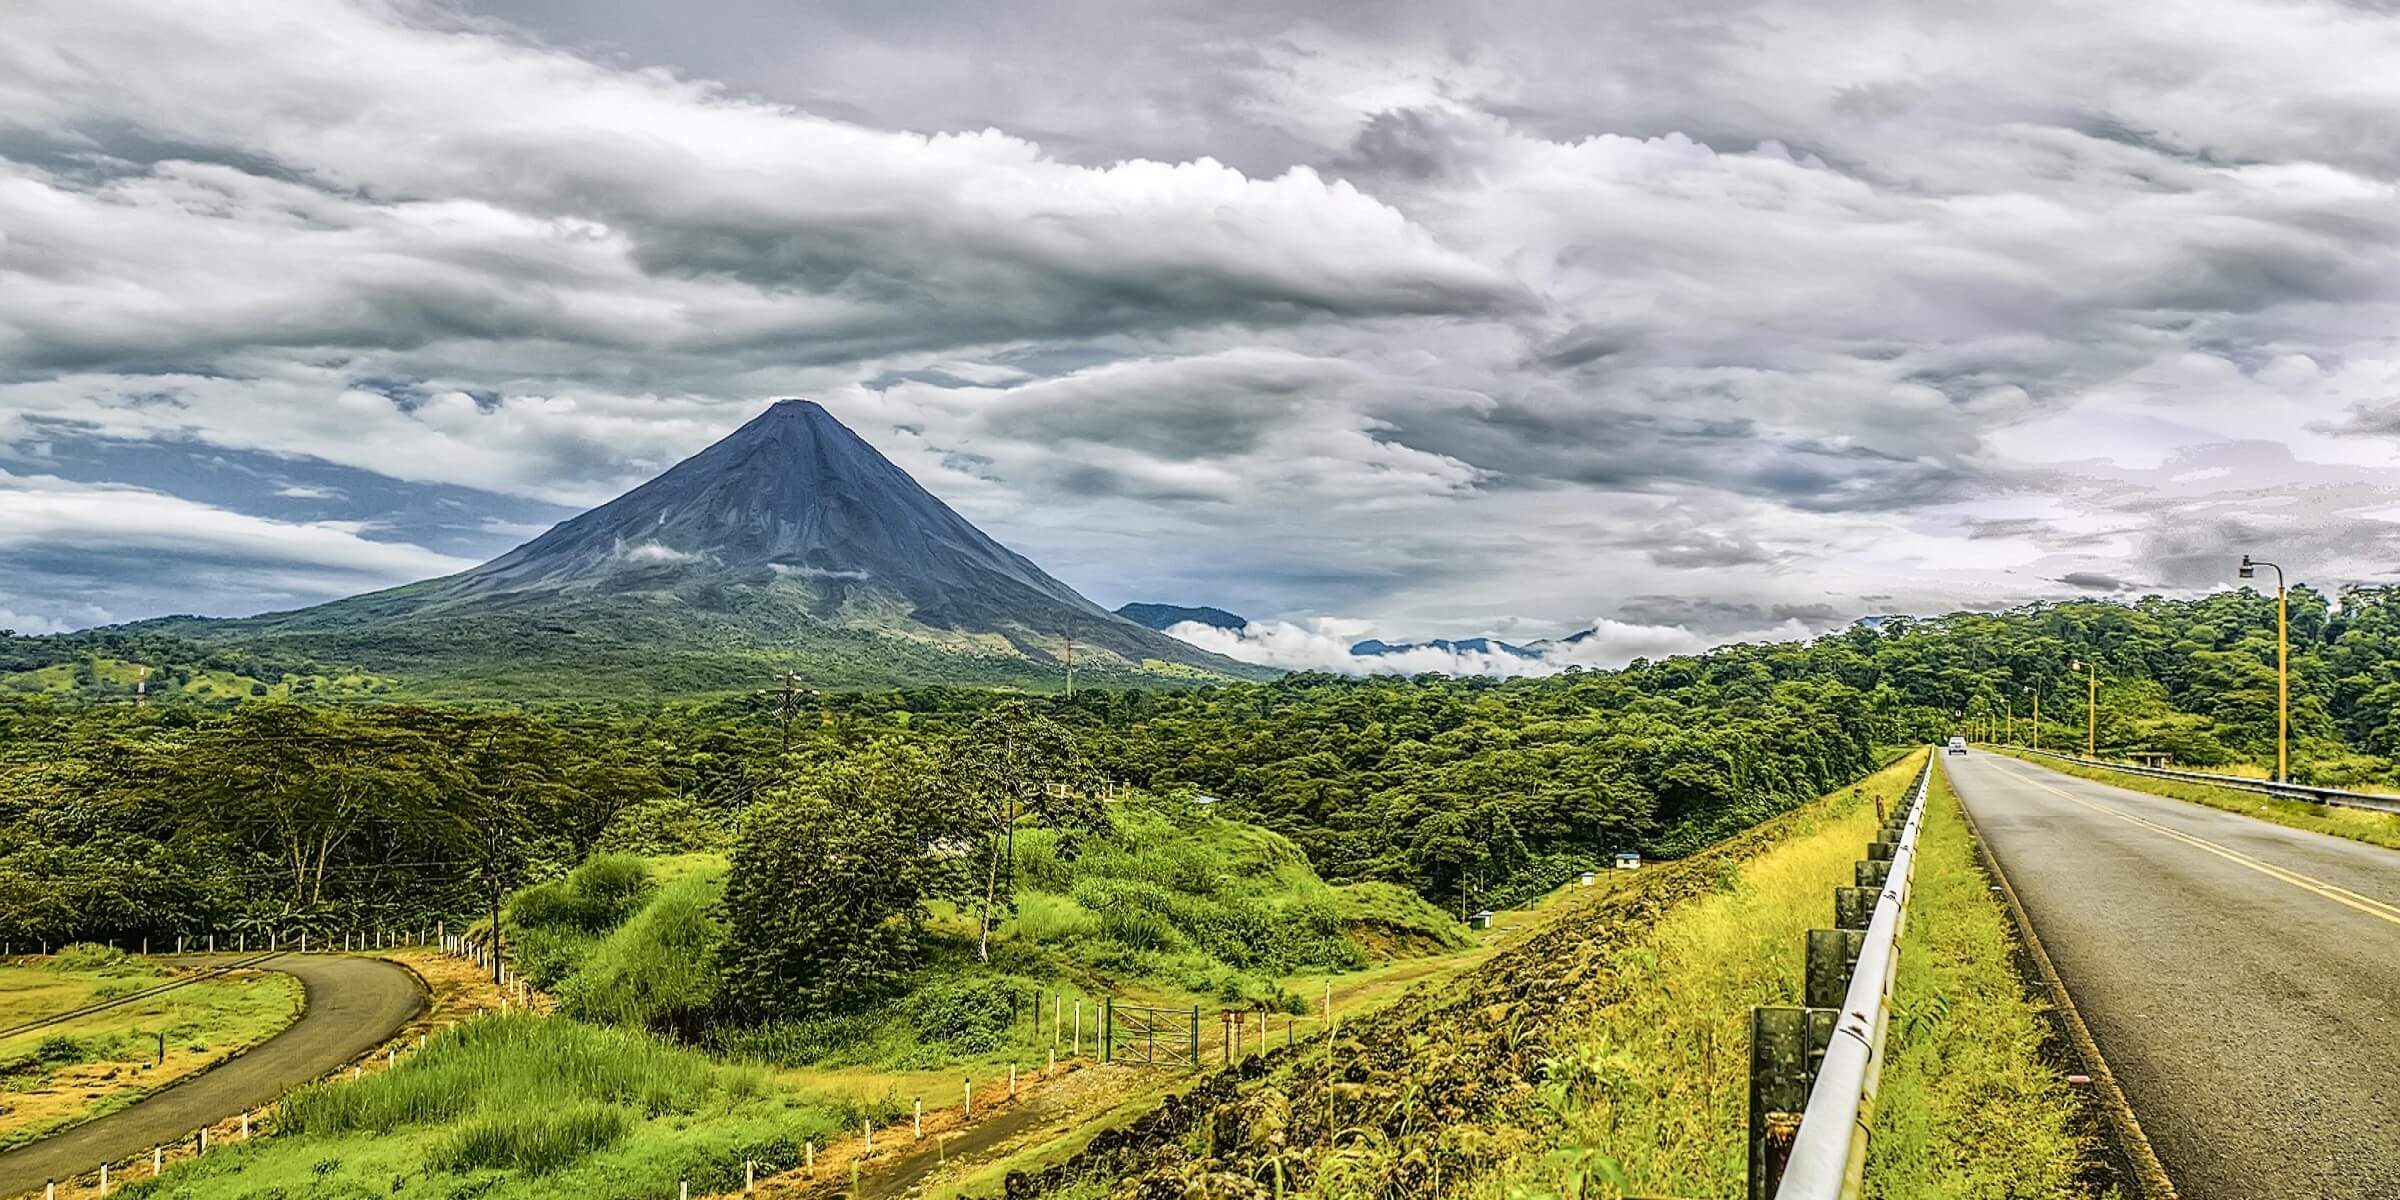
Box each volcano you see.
[136,400,1266,697]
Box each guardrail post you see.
[1864,840,1897,862]
[1854,860,1891,889]
[1833,886,1876,931]
[1748,1006,1837,1200]
[1803,929,1866,1009]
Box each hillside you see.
[94,401,1272,699]
[503,795,1467,1067]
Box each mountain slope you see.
[129,400,1271,697]
[1115,602,1247,632]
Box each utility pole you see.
[2027,685,2038,751]
[759,671,808,754]
[485,823,506,987]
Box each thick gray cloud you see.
[4,0,2400,652]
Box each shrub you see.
[429,1102,632,1174]
[49,943,127,971]
[558,872,726,1035]
[900,975,1024,1054]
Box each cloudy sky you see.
[6,0,2400,670]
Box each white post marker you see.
[863,1119,872,1153]
[1073,1001,1082,1056]
[152,1146,161,1176]
[805,1141,814,1172]
[242,1111,251,1138]
[963,1076,972,1120]
[914,1099,922,1138]
[745,1158,754,1193]
[100,1163,109,1195]
[1009,1062,1017,1096]
[198,1126,207,1154]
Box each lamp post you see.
[2026,685,2037,751]
[2238,555,2290,783]
[2070,659,2096,759]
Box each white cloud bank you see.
[1165,615,1822,678]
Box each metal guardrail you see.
[2015,747,2400,816]
[1771,755,1931,1200]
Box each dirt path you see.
[0,955,425,1198]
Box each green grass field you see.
[115,1013,869,1200]
[0,947,302,1150]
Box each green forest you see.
[8,581,2394,973]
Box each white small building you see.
[1468,910,1494,930]
[1577,871,1598,887]
[1614,852,1643,871]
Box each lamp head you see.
[2238,553,2255,579]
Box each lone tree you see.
[716,747,966,1021]
[942,703,1102,963]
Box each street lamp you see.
[2238,555,2290,784]
[2025,685,2037,751]
[2070,659,2096,759]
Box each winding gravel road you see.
[0,954,425,1197]
[1950,751,2400,1200]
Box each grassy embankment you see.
[103,796,1477,1200]
[0,946,302,1151]
[1864,760,2106,1199]
[110,1012,865,1200]
[1462,748,2096,1199]
[1991,746,2400,851]
[510,796,1470,1078]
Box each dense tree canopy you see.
[9,583,2395,946]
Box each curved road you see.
[1949,751,2400,1199]
[0,954,425,1196]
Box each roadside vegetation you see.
[0,946,300,1150]
[118,1012,867,1200]
[1864,762,2105,1199]
[1992,747,2400,851]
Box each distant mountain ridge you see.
[1349,636,1545,660]
[125,400,1269,697]
[1116,603,1248,632]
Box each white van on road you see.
[1947,735,1968,755]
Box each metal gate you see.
[1102,1000,1200,1068]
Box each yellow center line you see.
[1988,759,2400,928]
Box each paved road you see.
[0,954,425,1195]
[1948,751,2400,1200]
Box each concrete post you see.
[963,1076,972,1119]
[241,1111,250,1138]
[863,1120,872,1153]
[805,1141,814,1173]
[1073,1001,1081,1056]
[745,1159,754,1193]
[198,1127,206,1154]
[152,1146,161,1176]
[914,1099,922,1138]
[1009,1062,1016,1097]
[100,1163,108,1195]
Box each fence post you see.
[963,1076,972,1120]
[1103,997,1113,1063]
[152,1146,161,1176]
[242,1111,250,1139]
[914,1098,922,1138]
[1073,999,1082,1057]
[100,1163,109,1195]
[1192,1006,1201,1070]
[1009,1062,1017,1096]
[745,1159,754,1194]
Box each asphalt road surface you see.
[1949,751,2400,1199]
[0,954,425,1196]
